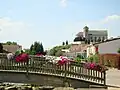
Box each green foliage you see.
[34,41,39,52]
[66,40,68,45]
[30,44,34,51]
[39,43,44,53]
[87,54,99,63]
[0,43,3,53]
[29,41,44,55]
[75,57,81,62]
[62,42,65,46]
[55,50,63,56]
[75,54,85,62]
[77,54,84,59]
[117,48,120,53]
[49,44,71,56]
[3,41,17,45]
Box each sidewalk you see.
[106,68,120,87]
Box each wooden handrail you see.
[0,54,106,86]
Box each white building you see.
[87,37,120,57]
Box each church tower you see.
[83,26,89,39]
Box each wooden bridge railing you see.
[0,54,106,86]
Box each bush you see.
[117,48,120,53]
[87,54,99,63]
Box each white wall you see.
[98,39,120,54]
[87,46,96,57]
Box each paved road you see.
[106,68,120,87]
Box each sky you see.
[0,0,120,50]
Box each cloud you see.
[0,17,34,49]
[60,0,67,7]
[103,15,120,23]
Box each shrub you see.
[117,48,120,53]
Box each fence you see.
[0,53,106,86]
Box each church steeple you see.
[83,26,89,32]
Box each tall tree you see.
[34,41,39,52]
[36,43,41,53]
[62,42,65,46]
[66,40,68,45]
[30,44,34,51]
[39,43,44,53]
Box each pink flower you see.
[15,53,29,62]
[90,63,96,69]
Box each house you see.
[65,41,88,58]
[87,37,120,57]
[3,45,22,53]
[75,26,108,43]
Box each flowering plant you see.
[15,50,29,62]
[84,62,108,72]
[57,56,70,65]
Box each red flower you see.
[15,53,29,62]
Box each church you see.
[74,26,108,44]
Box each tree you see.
[29,41,45,55]
[0,43,3,53]
[12,42,17,45]
[49,44,71,56]
[62,42,65,46]
[36,43,41,53]
[30,44,34,51]
[66,40,68,45]
[4,41,17,45]
[39,43,44,53]
[34,41,39,52]
[117,48,120,53]
[55,50,63,56]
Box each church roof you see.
[76,30,108,36]
[88,30,108,36]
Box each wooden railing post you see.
[64,63,67,81]
[26,58,29,77]
[63,63,68,87]
[104,71,107,88]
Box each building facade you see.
[75,26,108,43]
[87,37,120,57]
[98,38,120,54]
